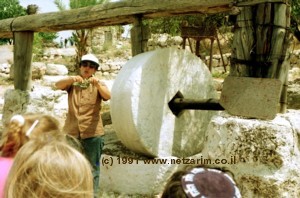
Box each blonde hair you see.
[4,138,93,198]
[0,114,61,157]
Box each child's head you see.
[0,114,61,157]
[161,166,241,198]
[4,138,93,198]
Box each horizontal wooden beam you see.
[0,0,287,38]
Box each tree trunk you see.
[74,29,89,69]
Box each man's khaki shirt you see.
[63,85,104,139]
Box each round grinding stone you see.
[111,47,218,157]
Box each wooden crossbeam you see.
[0,0,286,38]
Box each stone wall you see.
[99,110,300,196]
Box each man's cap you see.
[81,54,100,67]
[181,167,241,198]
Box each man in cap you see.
[55,54,111,197]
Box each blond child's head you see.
[4,138,93,198]
[0,114,62,157]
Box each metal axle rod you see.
[168,91,224,116]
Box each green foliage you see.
[0,39,10,45]
[55,0,106,11]
[0,0,26,19]
[38,32,58,43]
[0,0,26,44]
[143,16,182,36]
[69,0,103,9]
[33,32,58,60]
[292,0,300,21]
[289,0,300,41]
[33,33,44,59]
[143,14,226,36]
[54,0,67,11]
[54,0,105,67]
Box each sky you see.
[19,0,72,41]
[19,0,69,13]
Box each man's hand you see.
[73,76,90,89]
[72,75,84,83]
[88,76,100,86]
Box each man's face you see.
[79,61,97,79]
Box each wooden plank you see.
[0,0,286,38]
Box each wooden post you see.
[230,6,254,77]
[273,3,291,113]
[13,31,34,91]
[230,2,291,114]
[130,16,150,56]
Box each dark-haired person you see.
[161,166,241,198]
[55,54,111,197]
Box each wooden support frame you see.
[0,0,287,38]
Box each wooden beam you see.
[0,0,286,38]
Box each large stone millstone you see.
[111,47,218,157]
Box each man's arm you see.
[95,81,111,101]
[55,76,82,90]
[89,77,111,100]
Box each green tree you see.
[0,1,58,46]
[0,0,26,44]
[0,0,26,19]
[291,0,300,41]
[144,2,299,37]
[143,14,226,36]
[54,0,106,67]
[33,32,58,59]
[292,0,300,20]
[38,32,58,43]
